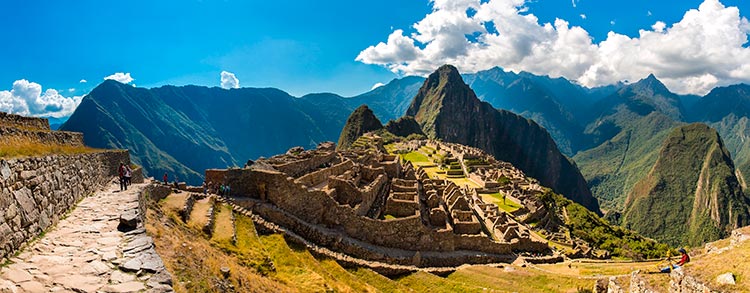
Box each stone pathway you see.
[0,181,172,292]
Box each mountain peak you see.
[631,73,669,94]
[336,105,383,150]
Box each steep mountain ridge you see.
[61,79,419,184]
[406,64,601,213]
[622,123,750,246]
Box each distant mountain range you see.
[61,65,750,245]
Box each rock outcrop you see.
[384,116,424,138]
[406,65,600,213]
[623,123,750,246]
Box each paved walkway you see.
[0,181,172,292]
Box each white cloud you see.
[220,71,240,89]
[651,21,666,32]
[356,0,750,95]
[571,0,578,8]
[371,82,386,90]
[68,88,75,93]
[79,79,87,83]
[648,10,653,16]
[580,14,587,20]
[0,79,83,118]
[610,20,616,25]
[103,72,134,84]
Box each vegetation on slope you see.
[623,123,750,247]
[338,105,384,150]
[538,190,670,259]
[0,141,101,158]
[574,113,681,211]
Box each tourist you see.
[173,176,179,189]
[660,248,690,273]
[118,162,127,191]
[203,182,207,195]
[226,184,231,196]
[124,164,132,186]
[219,184,225,196]
[163,172,168,184]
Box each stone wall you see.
[0,150,130,260]
[223,168,540,255]
[296,160,354,188]
[0,112,49,130]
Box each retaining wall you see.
[0,150,130,260]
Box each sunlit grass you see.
[481,192,523,213]
[402,151,430,163]
[0,141,100,158]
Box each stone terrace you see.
[206,140,550,269]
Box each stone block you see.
[118,210,140,232]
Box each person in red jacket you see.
[163,172,168,184]
[660,248,689,273]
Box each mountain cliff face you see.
[337,105,383,150]
[406,65,601,213]
[622,123,750,246]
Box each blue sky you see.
[1,0,750,118]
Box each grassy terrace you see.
[0,142,101,158]
[481,192,523,213]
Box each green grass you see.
[482,192,522,213]
[402,151,430,163]
[210,203,235,243]
[383,214,396,220]
[0,141,102,158]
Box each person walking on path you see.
[124,164,132,186]
[163,172,168,184]
[118,162,127,191]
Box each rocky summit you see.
[406,65,601,213]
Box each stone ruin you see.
[205,139,552,268]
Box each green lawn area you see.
[481,192,522,213]
[402,151,430,163]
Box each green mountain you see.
[622,123,750,246]
[406,64,601,213]
[574,76,689,211]
[384,116,424,138]
[690,84,750,189]
[464,67,603,156]
[336,105,383,150]
[60,78,422,184]
[585,74,685,146]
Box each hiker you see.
[219,184,225,196]
[163,172,168,184]
[173,176,179,189]
[118,162,127,191]
[226,184,231,196]
[124,164,132,186]
[660,248,690,273]
[203,182,208,195]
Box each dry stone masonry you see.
[206,138,557,269]
[0,112,132,261]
